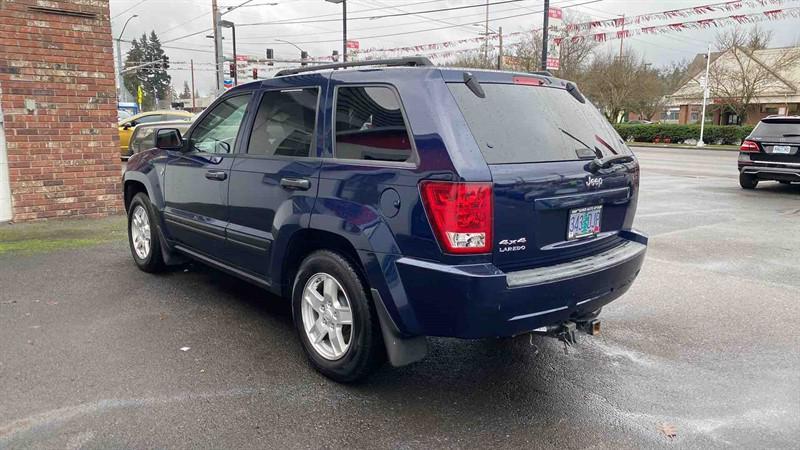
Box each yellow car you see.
[119,110,193,156]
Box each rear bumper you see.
[739,159,800,182]
[390,230,647,339]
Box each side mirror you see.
[155,128,184,150]
[122,122,132,130]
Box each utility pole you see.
[697,44,712,148]
[212,0,224,94]
[483,0,489,64]
[541,0,549,71]
[618,14,625,58]
[190,59,196,110]
[498,26,503,70]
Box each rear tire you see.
[739,172,758,190]
[127,193,165,273]
[292,250,385,382]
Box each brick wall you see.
[0,0,121,222]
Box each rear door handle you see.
[280,177,311,190]
[205,170,227,181]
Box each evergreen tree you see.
[179,81,191,99]
[122,30,171,111]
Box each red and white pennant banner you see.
[565,0,796,32]
[556,6,800,44]
[353,0,798,57]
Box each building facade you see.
[664,46,800,126]
[0,0,121,222]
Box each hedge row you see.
[612,124,754,145]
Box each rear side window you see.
[130,127,156,153]
[333,86,414,163]
[448,83,630,164]
[752,120,800,138]
[248,88,319,158]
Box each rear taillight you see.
[420,181,493,254]
[740,140,760,152]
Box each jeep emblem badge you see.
[585,176,603,188]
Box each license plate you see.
[773,145,792,154]
[568,206,602,240]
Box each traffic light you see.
[332,50,339,62]
[300,50,308,66]
[229,62,235,78]
[252,68,258,80]
[161,55,168,69]
[265,48,274,59]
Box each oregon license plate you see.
[568,206,602,240]
[773,145,792,154]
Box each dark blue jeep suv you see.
[123,58,647,382]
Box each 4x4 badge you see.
[585,176,603,188]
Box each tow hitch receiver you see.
[531,319,601,350]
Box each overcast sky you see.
[109,0,800,97]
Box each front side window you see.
[333,86,413,163]
[247,88,319,158]
[190,94,250,154]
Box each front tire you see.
[739,172,758,190]
[292,250,385,382]
[127,193,165,273]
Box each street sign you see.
[235,55,249,62]
[546,6,563,71]
[346,40,359,49]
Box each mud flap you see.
[371,288,428,367]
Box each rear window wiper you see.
[560,128,600,159]
[782,133,800,137]
[588,154,634,172]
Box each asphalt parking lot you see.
[1,147,798,449]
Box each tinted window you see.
[334,86,413,162]
[130,127,156,153]
[190,95,250,154]
[752,120,800,138]
[135,114,163,125]
[248,88,319,157]
[164,113,191,121]
[448,83,630,164]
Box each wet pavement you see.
[1,147,798,449]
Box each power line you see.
[111,0,151,21]
[163,0,530,44]
[234,0,603,47]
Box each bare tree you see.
[581,49,643,122]
[506,12,599,79]
[708,26,800,123]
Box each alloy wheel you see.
[130,205,151,260]
[300,273,354,360]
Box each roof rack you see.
[274,56,434,77]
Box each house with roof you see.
[663,45,800,126]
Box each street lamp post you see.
[325,0,347,62]
[697,44,712,148]
[220,20,237,86]
[116,14,138,102]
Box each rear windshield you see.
[752,120,800,138]
[448,83,630,164]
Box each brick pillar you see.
[0,0,122,221]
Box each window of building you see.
[247,88,319,158]
[333,86,414,163]
[662,108,680,122]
